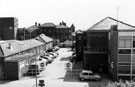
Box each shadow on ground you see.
[63,61,112,87]
[0,80,15,84]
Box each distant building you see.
[39,21,75,42]
[35,34,54,51]
[0,17,18,40]
[76,17,135,80]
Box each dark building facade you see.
[76,17,135,80]
[39,21,75,42]
[17,23,41,40]
[0,17,18,40]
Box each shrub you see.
[106,79,135,87]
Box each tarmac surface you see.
[0,48,112,87]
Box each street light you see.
[28,28,38,87]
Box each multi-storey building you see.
[0,17,18,40]
[39,21,75,42]
[77,17,135,80]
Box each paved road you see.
[0,48,89,87]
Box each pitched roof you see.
[27,25,39,32]
[56,25,69,29]
[0,40,29,57]
[21,39,44,48]
[38,34,53,43]
[87,17,135,31]
[76,30,83,34]
[41,23,56,27]
[5,53,36,62]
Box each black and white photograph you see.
[0,0,135,87]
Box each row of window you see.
[118,65,135,74]
[118,36,135,48]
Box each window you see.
[118,36,131,48]
[132,66,135,74]
[89,73,93,75]
[82,73,88,75]
[118,66,130,74]
[118,55,131,62]
[133,36,135,47]
[119,49,131,54]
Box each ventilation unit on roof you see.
[7,43,11,49]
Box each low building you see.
[35,34,53,52]
[0,39,45,80]
[4,53,36,80]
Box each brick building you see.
[39,21,75,42]
[76,17,135,80]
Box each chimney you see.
[35,22,37,26]
[38,23,41,26]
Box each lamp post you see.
[28,29,38,87]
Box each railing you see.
[83,46,108,53]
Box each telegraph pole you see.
[117,6,120,26]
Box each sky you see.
[0,0,135,30]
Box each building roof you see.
[87,17,135,31]
[5,53,36,62]
[41,23,56,27]
[56,25,69,29]
[0,40,30,57]
[76,30,83,34]
[37,34,53,43]
[27,25,39,32]
[21,39,44,48]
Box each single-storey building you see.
[0,39,45,80]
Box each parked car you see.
[79,70,101,81]
[26,62,41,76]
[41,55,53,63]
[44,53,55,59]
[36,57,47,70]
[48,52,58,58]
[54,46,60,51]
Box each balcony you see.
[83,46,108,54]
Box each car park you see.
[48,52,58,58]
[41,55,53,63]
[26,60,44,76]
[53,46,60,51]
[79,70,101,81]
[36,57,47,70]
[44,53,55,59]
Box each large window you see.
[119,49,131,54]
[118,36,131,48]
[118,66,131,74]
[118,55,131,62]
[133,36,135,47]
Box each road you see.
[0,48,89,87]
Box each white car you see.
[44,53,55,59]
[79,70,101,81]
[48,52,58,58]
[41,55,53,63]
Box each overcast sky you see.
[0,0,135,30]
